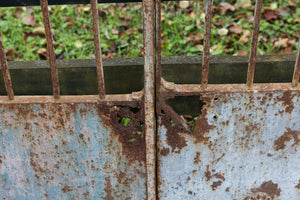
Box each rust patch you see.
[160,147,170,156]
[104,177,113,200]
[62,185,73,193]
[211,180,222,191]
[214,173,225,181]
[204,165,212,181]
[158,95,214,153]
[295,180,300,189]
[251,180,281,198]
[276,91,295,113]
[274,128,300,151]
[193,152,201,164]
[97,102,146,162]
[192,110,214,144]
[160,111,188,153]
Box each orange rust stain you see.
[192,110,214,144]
[193,152,201,164]
[160,147,170,156]
[61,185,73,193]
[276,91,295,113]
[295,180,300,189]
[204,165,212,181]
[251,180,281,198]
[211,180,222,191]
[104,177,113,200]
[96,103,146,162]
[274,128,300,151]
[160,112,188,153]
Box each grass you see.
[0,0,299,61]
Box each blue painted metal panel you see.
[158,91,300,199]
[0,103,146,199]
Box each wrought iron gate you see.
[0,0,299,199]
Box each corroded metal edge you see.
[143,0,156,199]
[292,41,300,87]
[91,0,106,99]
[161,79,300,97]
[0,32,14,100]
[201,0,213,89]
[246,0,263,88]
[40,0,60,99]
[0,91,143,104]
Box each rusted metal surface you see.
[91,0,106,99]
[0,101,147,199]
[142,0,156,198]
[40,0,60,99]
[155,0,162,95]
[246,0,263,88]
[201,0,213,89]
[292,41,300,87]
[157,88,300,199]
[0,32,14,100]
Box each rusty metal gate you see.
[0,0,300,199]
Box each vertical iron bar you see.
[40,0,60,99]
[246,0,263,88]
[0,32,14,100]
[91,0,106,99]
[155,0,161,99]
[201,0,213,89]
[143,0,156,199]
[292,41,300,87]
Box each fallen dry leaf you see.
[238,30,251,44]
[23,31,37,43]
[13,7,23,18]
[278,7,290,16]
[217,28,228,36]
[111,29,119,35]
[219,2,235,15]
[21,15,36,26]
[277,47,292,54]
[288,39,296,45]
[274,38,289,48]
[6,49,19,61]
[62,16,75,28]
[37,48,48,59]
[185,33,204,45]
[235,0,251,9]
[32,27,45,36]
[196,44,203,52]
[263,9,278,21]
[77,5,85,13]
[189,12,196,18]
[74,40,83,48]
[98,9,108,17]
[179,1,190,9]
[229,25,243,34]
[26,6,34,14]
[288,0,296,7]
[292,17,300,24]
[119,14,132,20]
[103,53,114,58]
[120,21,130,29]
[237,51,247,56]
[270,3,278,9]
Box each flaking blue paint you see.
[0,103,146,199]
